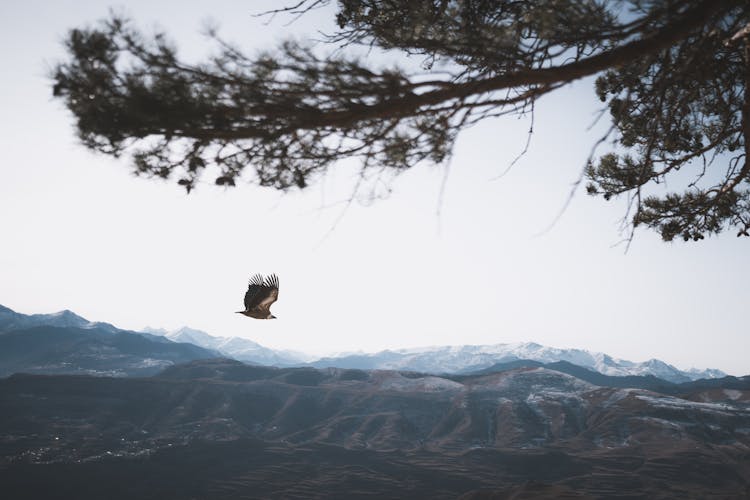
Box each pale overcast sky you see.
[1,1,748,375]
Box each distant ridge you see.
[141,325,729,383]
[310,342,726,383]
[462,359,750,394]
[0,304,733,382]
[143,326,306,366]
[0,305,218,377]
[0,305,118,333]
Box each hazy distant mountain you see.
[467,359,750,395]
[0,305,218,377]
[1,360,748,498]
[142,325,728,383]
[311,342,726,383]
[1,304,730,383]
[143,326,306,366]
[0,304,119,334]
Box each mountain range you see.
[1,305,749,497]
[143,321,726,383]
[0,304,119,333]
[309,342,726,383]
[0,305,217,377]
[0,304,734,383]
[141,325,306,366]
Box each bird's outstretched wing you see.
[257,274,279,310]
[243,273,279,312]
[243,274,264,310]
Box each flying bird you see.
[237,273,279,319]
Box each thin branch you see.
[435,154,453,237]
[534,124,615,237]
[489,98,535,181]
[254,0,329,25]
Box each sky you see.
[1,0,748,375]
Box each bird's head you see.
[268,314,277,320]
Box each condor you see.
[237,274,279,319]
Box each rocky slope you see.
[1,359,748,498]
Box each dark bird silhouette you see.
[237,274,279,319]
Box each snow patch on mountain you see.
[634,394,739,414]
[375,372,464,392]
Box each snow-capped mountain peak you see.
[145,326,303,366]
[2,304,728,382]
[310,341,727,383]
[166,327,218,347]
